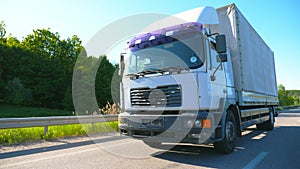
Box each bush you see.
[62,87,74,111]
[5,77,32,105]
[99,102,120,115]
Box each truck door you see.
[206,39,227,110]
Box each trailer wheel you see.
[214,110,237,154]
[256,108,274,131]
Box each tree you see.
[0,21,6,39]
[5,77,32,105]
[95,56,117,108]
[0,24,117,112]
[15,28,83,108]
[72,52,99,114]
[278,84,294,106]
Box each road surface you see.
[1,108,300,169]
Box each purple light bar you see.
[128,22,202,52]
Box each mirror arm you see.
[119,53,126,77]
[210,63,222,81]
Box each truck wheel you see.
[256,109,274,131]
[214,110,237,154]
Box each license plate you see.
[142,118,163,126]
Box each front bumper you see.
[118,112,215,144]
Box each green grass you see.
[0,104,73,118]
[0,121,118,144]
[0,104,119,144]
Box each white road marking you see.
[0,139,139,168]
[242,152,268,169]
[251,133,267,140]
[0,148,98,168]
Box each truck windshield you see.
[124,34,204,75]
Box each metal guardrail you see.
[0,105,298,133]
[275,105,299,112]
[0,115,118,134]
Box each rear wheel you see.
[256,107,274,131]
[214,110,237,154]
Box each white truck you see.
[118,4,278,153]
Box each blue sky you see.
[1,0,299,90]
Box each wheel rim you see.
[226,121,235,142]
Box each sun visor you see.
[141,6,219,33]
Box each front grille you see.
[130,85,182,107]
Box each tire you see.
[214,110,237,154]
[256,108,274,131]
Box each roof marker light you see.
[165,30,174,36]
[149,35,155,41]
[135,39,142,45]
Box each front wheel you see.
[214,110,237,154]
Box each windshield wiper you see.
[162,66,190,73]
[127,67,189,79]
[129,69,165,79]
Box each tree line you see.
[0,21,118,113]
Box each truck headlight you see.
[184,119,212,128]
[195,120,202,128]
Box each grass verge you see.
[0,121,118,144]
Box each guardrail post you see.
[44,125,48,135]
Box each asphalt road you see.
[1,108,300,169]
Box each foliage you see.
[62,87,74,111]
[44,125,86,140]
[278,84,298,106]
[0,127,44,144]
[0,21,6,39]
[0,104,73,118]
[96,56,117,108]
[73,54,118,114]
[0,122,118,144]
[5,77,32,105]
[99,102,121,115]
[286,90,300,105]
[0,21,118,112]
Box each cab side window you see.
[211,42,222,70]
[205,39,211,70]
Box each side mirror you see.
[216,35,227,53]
[119,53,126,76]
[217,53,228,63]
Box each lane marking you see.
[0,148,98,168]
[251,133,267,140]
[103,139,140,148]
[242,152,268,169]
[0,139,139,168]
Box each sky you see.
[0,0,300,90]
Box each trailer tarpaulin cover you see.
[211,4,278,98]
